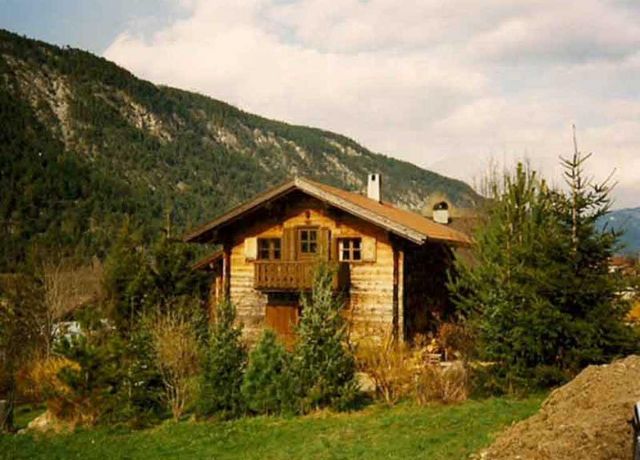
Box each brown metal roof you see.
[184,177,471,246]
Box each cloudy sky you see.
[2,0,639,208]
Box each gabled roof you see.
[183,177,470,246]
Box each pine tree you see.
[451,163,568,379]
[548,129,637,369]
[241,329,293,415]
[451,152,638,387]
[292,264,357,412]
[199,299,247,418]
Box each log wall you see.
[222,196,400,343]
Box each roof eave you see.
[182,179,298,243]
[295,178,427,244]
[183,176,470,247]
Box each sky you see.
[2,0,639,208]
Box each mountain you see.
[0,29,481,271]
[599,207,640,255]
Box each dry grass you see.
[356,331,469,406]
[15,356,95,429]
[415,362,469,405]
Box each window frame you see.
[297,227,319,257]
[257,237,282,261]
[338,237,363,262]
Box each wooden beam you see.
[392,242,400,342]
[222,241,231,300]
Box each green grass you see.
[0,396,543,460]
[12,405,45,430]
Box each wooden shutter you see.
[282,227,297,261]
[331,235,339,261]
[362,236,377,262]
[318,227,331,261]
[244,237,257,261]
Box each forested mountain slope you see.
[0,29,480,270]
[599,207,640,255]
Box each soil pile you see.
[482,355,640,460]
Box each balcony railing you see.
[254,261,348,291]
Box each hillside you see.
[599,207,640,255]
[0,29,480,271]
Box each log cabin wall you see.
[222,194,400,343]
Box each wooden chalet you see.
[184,175,470,344]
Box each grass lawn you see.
[0,395,543,460]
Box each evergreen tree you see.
[241,329,294,415]
[452,153,638,387]
[102,227,207,333]
[452,164,568,380]
[199,299,247,418]
[292,264,357,412]
[548,132,637,368]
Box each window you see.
[339,238,362,261]
[258,238,281,260]
[298,228,318,255]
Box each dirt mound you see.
[482,355,640,460]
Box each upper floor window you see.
[298,228,318,255]
[339,238,362,261]
[258,238,281,260]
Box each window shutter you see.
[331,235,339,261]
[244,237,257,260]
[362,236,376,262]
[282,227,296,260]
[319,227,331,260]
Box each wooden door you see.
[265,303,299,346]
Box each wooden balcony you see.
[254,261,349,292]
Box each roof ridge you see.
[184,176,471,246]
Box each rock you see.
[356,371,376,393]
[26,410,74,434]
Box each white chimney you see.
[367,173,381,202]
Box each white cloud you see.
[104,0,640,208]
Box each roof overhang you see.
[183,177,469,246]
[192,249,224,271]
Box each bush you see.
[54,333,120,425]
[54,318,164,428]
[199,299,247,418]
[357,330,469,405]
[436,322,475,361]
[241,329,294,415]
[356,334,414,405]
[414,362,469,405]
[292,264,358,412]
[17,356,78,407]
[150,313,202,421]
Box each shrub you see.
[54,333,120,425]
[241,329,294,415]
[117,324,165,427]
[17,356,78,405]
[292,264,358,412]
[357,330,469,406]
[199,299,247,418]
[437,322,475,361]
[414,362,469,405]
[356,334,414,405]
[54,318,164,428]
[150,313,202,421]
